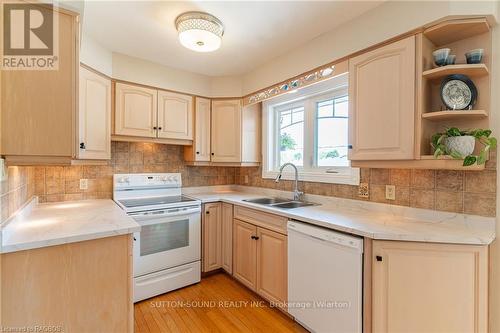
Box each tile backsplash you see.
[33,142,237,204]
[236,161,497,217]
[1,142,497,221]
[1,166,35,222]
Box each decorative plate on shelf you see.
[440,74,477,110]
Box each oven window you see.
[140,219,189,256]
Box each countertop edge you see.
[190,193,495,246]
[1,225,140,254]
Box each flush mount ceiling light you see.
[175,11,224,52]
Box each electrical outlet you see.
[385,185,396,200]
[80,179,88,190]
[244,175,249,184]
[358,182,369,198]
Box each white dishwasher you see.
[288,220,363,333]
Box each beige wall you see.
[241,1,499,94]
[80,34,113,77]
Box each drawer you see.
[234,205,287,235]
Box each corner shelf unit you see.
[421,110,488,121]
[415,17,491,170]
[422,64,489,80]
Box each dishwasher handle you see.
[288,220,363,252]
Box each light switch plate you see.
[80,179,88,190]
[358,182,369,198]
[385,185,396,200]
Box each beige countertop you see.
[1,199,140,254]
[184,186,495,245]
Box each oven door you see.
[131,205,201,277]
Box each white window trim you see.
[262,74,360,186]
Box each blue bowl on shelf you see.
[445,55,456,65]
[433,48,450,67]
[465,49,483,64]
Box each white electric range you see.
[113,173,201,302]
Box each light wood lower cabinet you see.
[232,206,288,304]
[202,203,222,272]
[256,227,287,304]
[371,240,488,333]
[233,219,258,289]
[1,235,133,332]
[221,203,233,274]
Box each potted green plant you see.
[431,127,497,166]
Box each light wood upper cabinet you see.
[221,203,233,274]
[157,91,193,140]
[256,227,287,304]
[78,66,111,160]
[185,97,211,162]
[233,219,257,290]
[211,100,242,162]
[348,35,416,160]
[202,203,222,272]
[1,7,78,159]
[115,83,157,138]
[372,240,488,332]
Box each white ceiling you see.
[83,1,384,77]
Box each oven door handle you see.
[129,206,201,219]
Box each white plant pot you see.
[444,136,475,156]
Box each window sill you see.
[262,168,360,186]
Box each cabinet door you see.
[195,97,211,161]
[233,219,257,290]
[256,227,287,303]
[78,66,111,160]
[157,91,193,140]
[221,203,233,274]
[211,100,242,162]
[348,36,415,160]
[115,83,157,138]
[372,240,488,333]
[202,203,222,272]
[1,9,77,157]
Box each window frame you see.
[262,74,359,186]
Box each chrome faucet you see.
[275,162,303,201]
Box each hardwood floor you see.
[134,272,308,333]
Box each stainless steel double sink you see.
[242,197,318,209]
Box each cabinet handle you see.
[348,144,353,149]
[211,153,214,156]
[80,142,86,149]
[153,126,157,130]
[158,127,162,130]
[251,236,259,240]
[376,255,383,262]
[133,237,137,241]
[196,151,200,154]
[206,211,210,214]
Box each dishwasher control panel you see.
[288,220,363,252]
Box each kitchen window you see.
[262,74,359,185]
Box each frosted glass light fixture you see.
[175,12,224,52]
